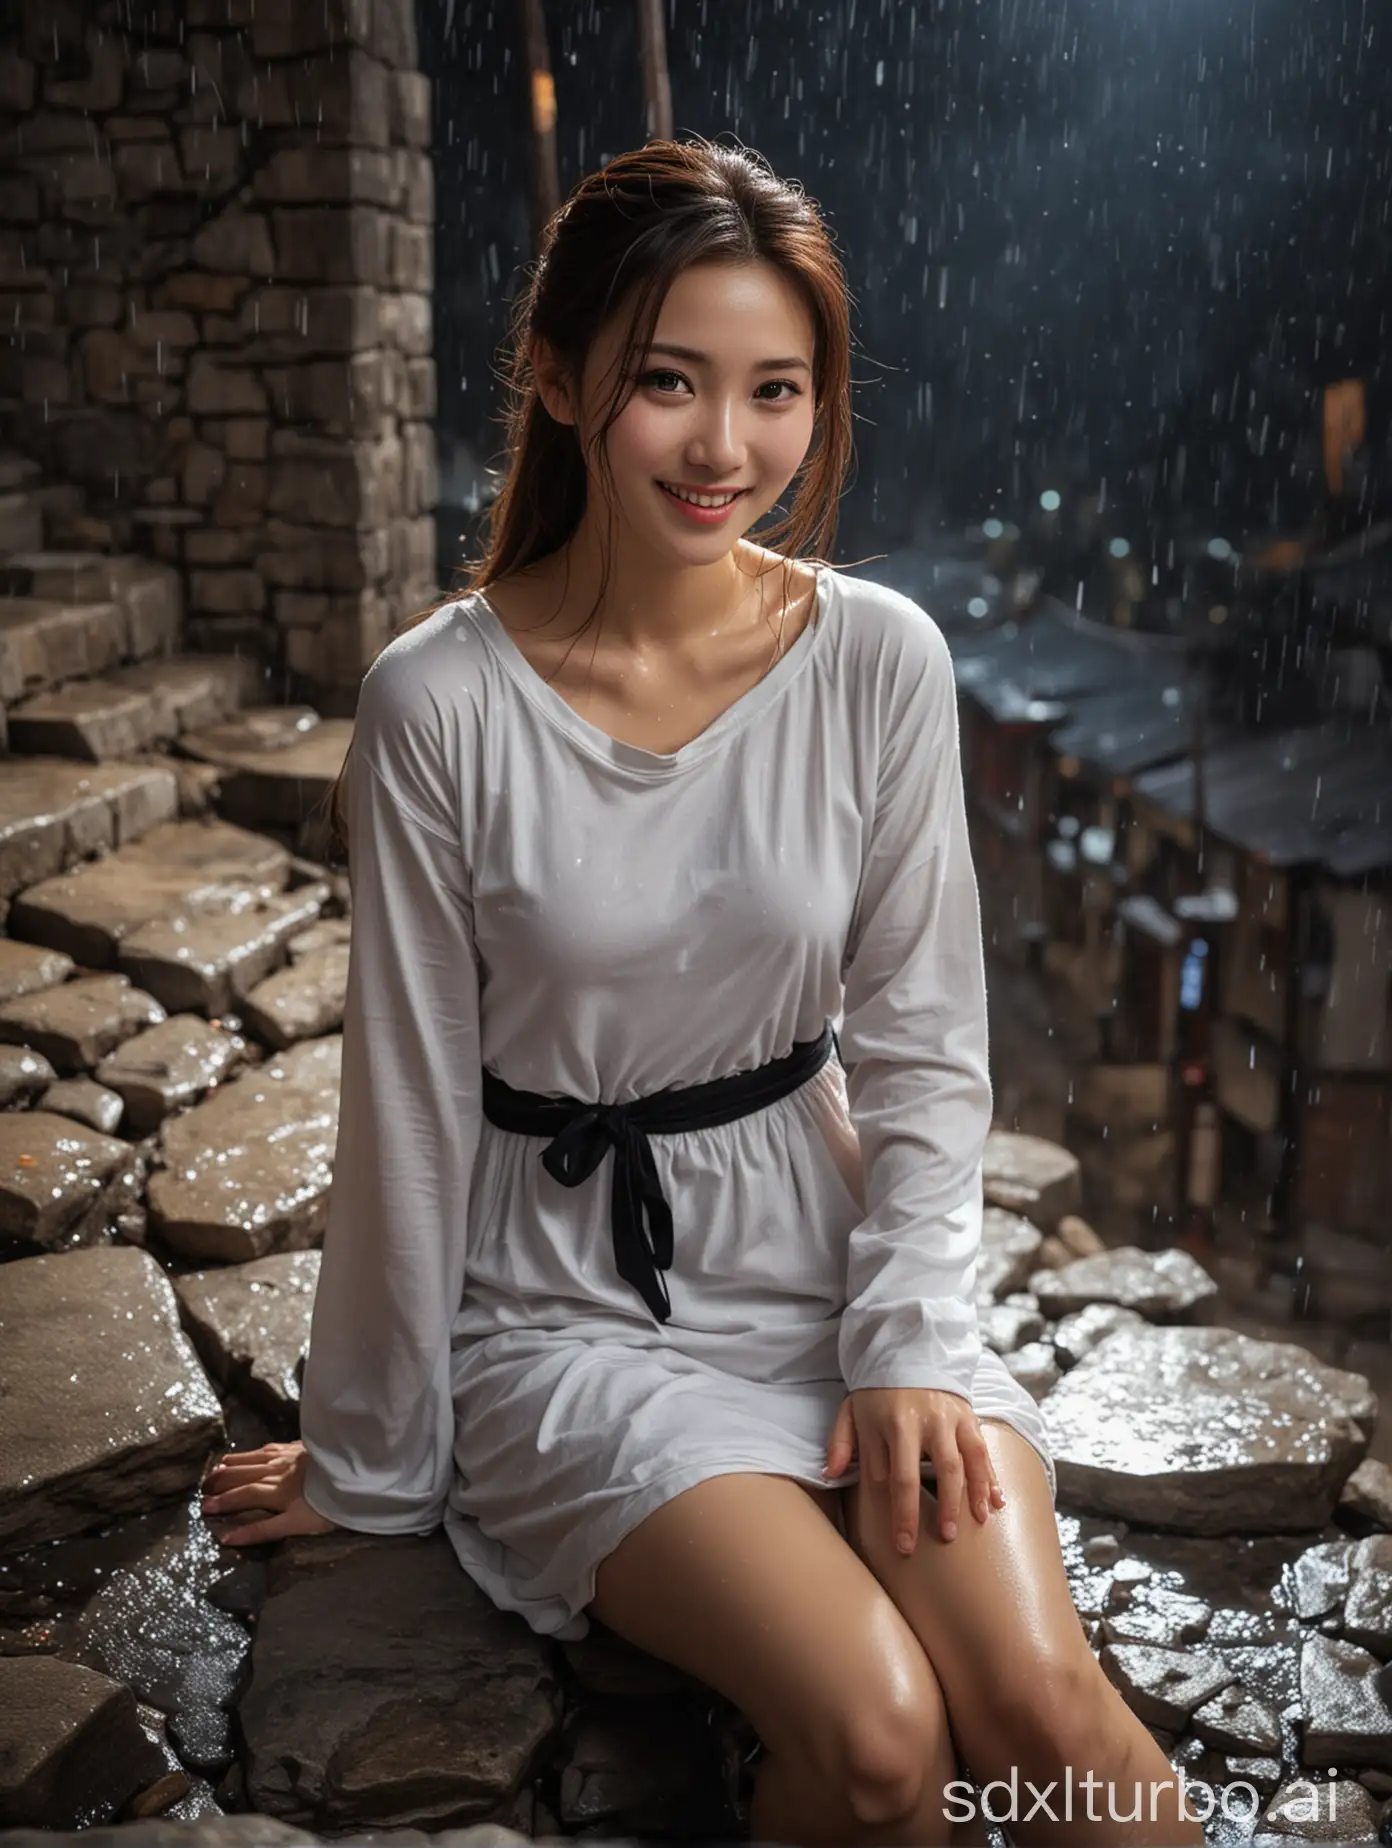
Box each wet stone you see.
[106,656,264,739]
[0,974,166,1077]
[94,1015,249,1135]
[241,920,351,1049]
[0,758,179,902]
[173,1251,320,1425]
[1283,1542,1355,1621]
[1341,1536,1392,1656]
[0,1656,169,1828]
[1100,1641,1235,1730]
[1300,1633,1392,1771]
[1258,1772,1380,1841]
[1227,1753,1283,1796]
[978,1297,1045,1354]
[0,939,74,1004]
[975,1205,1044,1302]
[148,1035,341,1262]
[6,681,169,763]
[117,884,329,1018]
[999,1340,1060,1400]
[1100,1584,1213,1649]
[1341,1459,1392,1533]
[0,1111,131,1253]
[8,819,291,968]
[982,1128,1082,1229]
[238,1534,560,1831]
[40,1077,125,1136]
[0,1044,54,1108]
[1191,1681,1283,1754]
[0,599,127,704]
[179,709,353,836]
[1053,1301,1147,1368]
[1030,1244,1220,1321]
[557,1704,721,1834]
[0,1246,224,1555]
[1042,1324,1377,1533]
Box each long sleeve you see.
[836,607,992,1402]
[299,662,482,1533]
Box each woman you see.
[200,138,1203,1848]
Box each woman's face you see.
[564,258,819,558]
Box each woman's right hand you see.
[200,1440,340,1547]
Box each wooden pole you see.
[517,0,560,243]
[636,0,673,140]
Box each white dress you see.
[298,562,1058,1642]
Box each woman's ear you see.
[532,337,577,427]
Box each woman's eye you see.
[637,370,801,402]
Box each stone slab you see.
[94,1014,250,1134]
[0,1656,168,1829]
[6,679,170,762]
[983,1129,1082,1229]
[117,884,329,1017]
[0,1110,132,1251]
[173,1251,320,1424]
[0,599,127,705]
[0,1246,225,1554]
[0,973,165,1076]
[148,1035,342,1261]
[0,758,180,901]
[178,710,354,831]
[7,819,291,966]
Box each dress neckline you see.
[467,562,835,778]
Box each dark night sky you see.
[421,0,1392,566]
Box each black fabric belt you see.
[480,1022,840,1323]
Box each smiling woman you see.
[201,136,1200,1848]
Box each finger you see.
[823,1402,853,1476]
[892,1431,924,1554]
[202,1482,280,1514]
[932,1440,967,1543]
[961,1430,996,1523]
[218,1512,286,1548]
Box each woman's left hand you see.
[822,1387,1005,1553]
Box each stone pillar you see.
[0,0,437,713]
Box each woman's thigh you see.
[843,1419,1098,1769]
[587,1471,946,1780]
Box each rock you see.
[999,1341,1060,1401]
[0,1656,168,1827]
[39,1077,125,1136]
[1190,1681,1282,1753]
[1100,1641,1235,1730]
[1283,1542,1355,1621]
[238,1534,560,1830]
[94,1016,250,1133]
[241,923,351,1048]
[1082,1532,1123,1567]
[1342,1459,1392,1533]
[117,885,328,1017]
[0,974,165,1076]
[1054,1212,1106,1258]
[0,1045,54,1109]
[1042,1324,1376,1533]
[106,655,264,738]
[1259,1769,1381,1838]
[0,599,126,704]
[148,1035,341,1261]
[178,710,352,844]
[1342,1537,1392,1656]
[977,1298,1045,1355]
[0,758,179,903]
[1100,1584,1213,1649]
[982,1130,1081,1229]
[0,1246,224,1555]
[5,682,169,764]
[173,1251,320,1423]
[1227,1754,1283,1796]
[1300,1633,1392,1771]
[0,1111,131,1253]
[975,1207,1044,1303]
[1052,1301,1146,1368]
[1029,1245,1219,1321]
[0,939,73,1004]
[8,818,291,967]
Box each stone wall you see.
[0,0,437,714]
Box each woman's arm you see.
[836,606,992,1403]
[298,669,482,1534]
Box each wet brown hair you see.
[326,133,858,863]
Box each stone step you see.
[178,706,353,858]
[4,652,265,762]
[0,557,182,681]
[6,816,292,968]
[0,758,181,904]
[0,971,166,1079]
[0,491,42,556]
[0,598,127,703]
[117,879,331,1017]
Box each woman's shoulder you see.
[822,566,953,689]
[355,593,493,738]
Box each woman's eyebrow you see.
[639,342,812,374]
